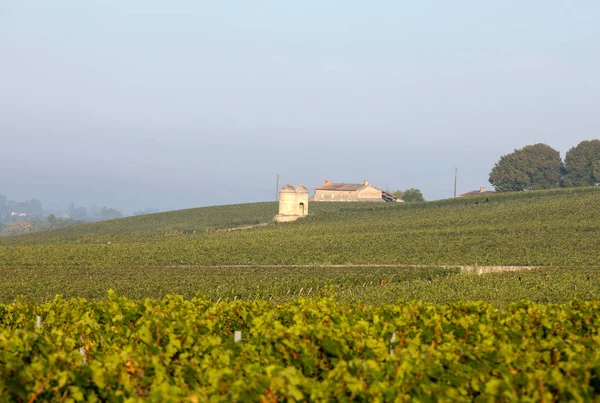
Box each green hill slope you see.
[0,201,397,246]
[1,187,599,267]
[0,202,279,245]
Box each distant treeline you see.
[0,195,43,220]
[0,193,132,236]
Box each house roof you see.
[382,190,403,203]
[315,183,366,191]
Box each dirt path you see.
[156,263,540,274]
[209,223,270,233]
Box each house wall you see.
[314,190,360,202]
[357,185,383,201]
[313,185,385,202]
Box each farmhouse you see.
[311,179,402,203]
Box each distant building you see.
[11,212,29,217]
[459,186,496,197]
[275,184,309,222]
[311,179,402,203]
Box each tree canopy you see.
[392,189,425,203]
[563,140,600,187]
[489,143,563,192]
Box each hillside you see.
[0,202,279,245]
[0,200,398,245]
[1,187,599,267]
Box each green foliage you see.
[563,139,600,187]
[399,188,425,203]
[2,296,600,401]
[2,187,600,267]
[3,187,600,400]
[47,214,58,226]
[392,190,403,199]
[489,143,563,192]
[1,266,599,308]
[0,219,43,236]
[392,188,426,203]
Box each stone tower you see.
[275,184,309,222]
[295,184,309,216]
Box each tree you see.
[28,199,43,216]
[71,207,89,221]
[489,144,563,192]
[563,140,600,187]
[47,214,58,227]
[391,189,425,203]
[99,207,123,220]
[0,193,7,221]
[402,189,425,202]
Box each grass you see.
[1,187,600,304]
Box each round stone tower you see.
[276,184,309,222]
[278,184,297,216]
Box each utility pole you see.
[276,174,280,201]
[453,167,458,198]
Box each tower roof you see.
[280,184,296,193]
[295,184,308,193]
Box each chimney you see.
[325,179,330,185]
[364,180,370,186]
[480,186,486,193]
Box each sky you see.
[1,1,599,213]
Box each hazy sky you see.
[1,1,599,213]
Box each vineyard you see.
[1,266,600,307]
[2,296,600,401]
[1,187,600,268]
[2,187,600,400]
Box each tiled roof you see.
[315,183,365,191]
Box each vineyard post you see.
[390,333,397,355]
[79,335,87,365]
[36,316,42,329]
[234,331,242,343]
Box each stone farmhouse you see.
[311,180,402,203]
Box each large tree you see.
[563,140,600,187]
[489,143,563,192]
[392,189,425,203]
